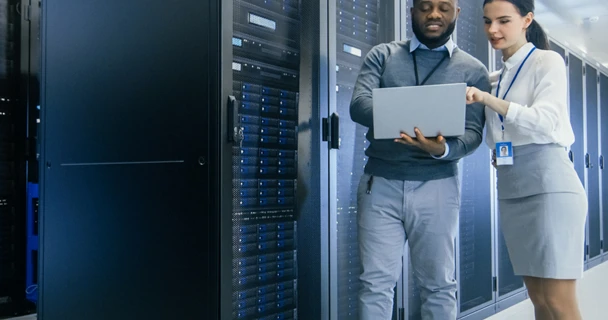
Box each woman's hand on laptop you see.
[394,128,446,157]
[467,85,510,116]
[465,86,488,105]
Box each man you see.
[349,0,491,319]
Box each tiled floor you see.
[7,263,608,320]
[4,315,36,320]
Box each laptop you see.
[372,83,467,139]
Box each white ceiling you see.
[534,0,608,72]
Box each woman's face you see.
[483,1,533,50]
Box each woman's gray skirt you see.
[497,144,587,279]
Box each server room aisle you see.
[6,260,608,320]
[3,316,35,320]
[487,262,608,320]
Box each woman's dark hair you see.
[483,0,550,50]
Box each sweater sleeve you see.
[349,44,389,128]
[441,64,489,161]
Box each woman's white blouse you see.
[485,42,576,149]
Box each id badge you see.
[495,142,513,166]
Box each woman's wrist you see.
[482,92,492,105]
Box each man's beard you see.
[411,19,456,49]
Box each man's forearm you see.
[442,128,483,161]
[350,97,374,128]
[349,44,386,129]
[441,100,486,161]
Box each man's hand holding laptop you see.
[394,127,447,157]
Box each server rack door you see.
[492,32,523,298]
[550,41,566,60]
[601,74,608,258]
[298,1,328,319]
[402,3,424,316]
[328,0,395,318]
[39,1,216,319]
[1,0,26,314]
[20,0,42,307]
[568,55,586,263]
[586,66,601,261]
[454,0,494,316]
[569,56,585,191]
[228,1,306,319]
[403,5,419,319]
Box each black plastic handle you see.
[227,95,238,142]
[569,150,574,163]
[585,153,590,168]
[600,155,604,170]
[330,113,340,149]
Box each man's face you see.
[411,0,460,48]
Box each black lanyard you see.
[412,50,449,86]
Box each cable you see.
[25,285,38,295]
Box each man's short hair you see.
[413,0,458,6]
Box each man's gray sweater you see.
[350,40,491,181]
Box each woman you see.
[465,0,587,319]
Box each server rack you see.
[21,0,41,308]
[492,34,524,307]
[1,0,30,316]
[326,0,396,318]
[31,2,608,320]
[229,1,302,318]
[220,0,327,319]
[568,55,586,198]
[552,39,608,271]
[567,54,586,266]
[553,42,608,271]
[0,0,16,299]
[401,3,420,320]
[40,1,220,319]
[586,64,602,268]
[491,73,527,315]
[25,182,38,303]
[601,74,608,263]
[453,0,494,318]
[547,43,608,270]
